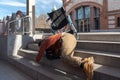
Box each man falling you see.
[35,32,94,80]
[35,6,94,80]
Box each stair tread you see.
[78,32,120,34]
[77,40,120,44]
[94,64,120,78]
[29,40,120,44]
[28,43,38,46]
[19,49,38,53]
[75,49,120,58]
[20,48,120,58]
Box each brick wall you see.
[108,0,120,11]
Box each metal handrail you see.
[8,15,32,35]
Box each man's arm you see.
[35,33,62,62]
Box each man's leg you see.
[61,33,82,67]
[61,33,94,80]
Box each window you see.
[94,18,100,29]
[117,17,120,27]
[75,6,90,32]
[94,7,99,17]
[77,6,90,19]
[94,7,100,30]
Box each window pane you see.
[85,7,90,18]
[78,7,84,19]
[94,18,100,29]
[117,17,120,27]
[94,7,99,17]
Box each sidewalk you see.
[0,60,33,80]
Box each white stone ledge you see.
[77,32,120,35]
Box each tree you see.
[35,14,50,29]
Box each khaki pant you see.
[61,33,82,67]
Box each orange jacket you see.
[35,33,62,62]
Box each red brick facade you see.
[63,0,120,32]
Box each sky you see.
[0,0,62,19]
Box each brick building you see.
[62,0,120,32]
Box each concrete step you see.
[7,55,84,80]
[27,43,39,51]
[77,32,120,42]
[76,40,120,53]
[27,41,120,54]
[75,50,120,68]
[16,49,120,80]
